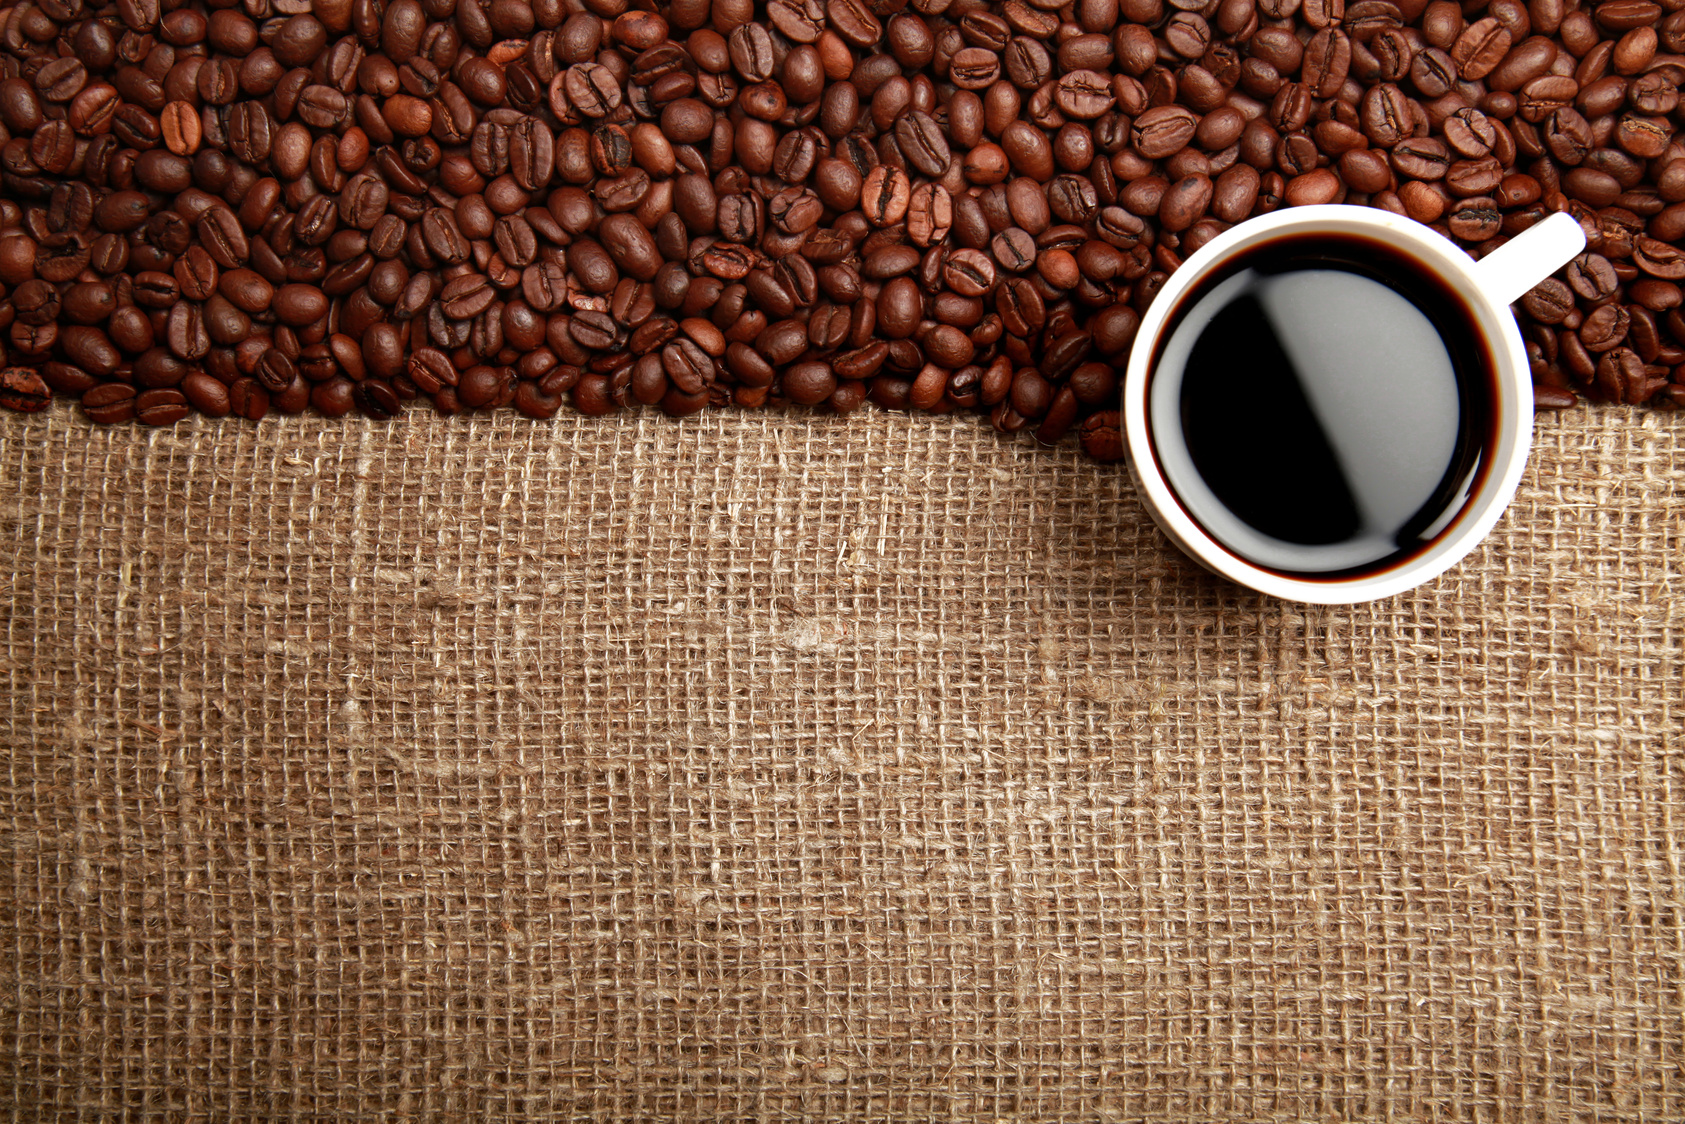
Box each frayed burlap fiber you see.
[1,403,1681,1121]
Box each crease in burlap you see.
[1,403,1681,1121]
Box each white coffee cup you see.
[1122,205,1585,605]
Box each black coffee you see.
[1149,234,1497,578]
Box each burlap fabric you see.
[0,402,1680,1121]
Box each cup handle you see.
[1472,211,1587,307]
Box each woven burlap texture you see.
[1,404,1680,1121]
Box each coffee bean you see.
[1160,176,1213,231]
[1519,75,1579,122]
[0,367,51,413]
[864,246,921,279]
[828,0,881,49]
[227,378,269,420]
[1522,277,1575,323]
[1580,303,1631,351]
[353,378,402,419]
[895,111,951,178]
[135,387,191,425]
[1566,253,1619,301]
[1453,18,1513,79]
[1055,71,1115,119]
[1634,237,1685,280]
[943,249,997,297]
[861,165,911,227]
[1078,410,1124,460]
[1132,106,1199,160]
[275,284,329,326]
[1449,198,1502,241]
[181,370,231,416]
[1595,346,1655,402]
[82,382,139,423]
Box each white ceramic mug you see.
[1122,205,1586,605]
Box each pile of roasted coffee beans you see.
[0,0,1681,459]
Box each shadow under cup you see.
[1142,231,1503,583]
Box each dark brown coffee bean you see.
[1595,0,1661,31]
[1634,237,1685,280]
[162,302,209,360]
[1448,197,1502,241]
[767,0,825,42]
[944,249,997,297]
[761,323,812,367]
[895,110,951,178]
[439,273,495,320]
[353,378,402,419]
[828,0,882,48]
[421,208,470,264]
[273,284,328,327]
[865,246,922,279]
[307,376,354,418]
[1566,253,1619,301]
[1518,76,1579,122]
[180,370,231,416]
[1131,106,1199,160]
[1053,70,1115,120]
[1039,331,1093,381]
[925,325,976,368]
[1078,410,1124,461]
[992,228,1038,273]
[780,361,834,405]
[1580,303,1631,351]
[136,387,190,425]
[1452,18,1513,80]
[654,337,708,394]
[0,367,51,413]
[996,278,1046,337]
[861,166,911,227]
[1594,346,1652,402]
[228,378,269,420]
[82,382,139,423]
[1446,157,1504,196]
[1160,176,1213,232]
[255,348,298,394]
[1360,83,1415,146]
[0,79,43,133]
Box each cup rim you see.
[1122,205,1534,605]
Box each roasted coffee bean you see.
[1580,303,1631,351]
[228,378,269,420]
[1566,253,1619,301]
[944,249,997,297]
[1634,237,1685,280]
[135,387,190,425]
[1453,18,1513,80]
[354,378,402,419]
[256,348,298,394]
[181,370,231,417]
[81,381,139,423]
[895,111,951,178]
[0,367,51,413]
[1078,410,1124,461]
[861,165,911,226]
[1523,278,1576,323]
[992,228,1038,273]
[1132,106,1199,160]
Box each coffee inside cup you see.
[1147,232,1500,578]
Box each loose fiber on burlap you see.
[0,404,1680,1121]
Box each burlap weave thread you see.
[1,404,1681,1120]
